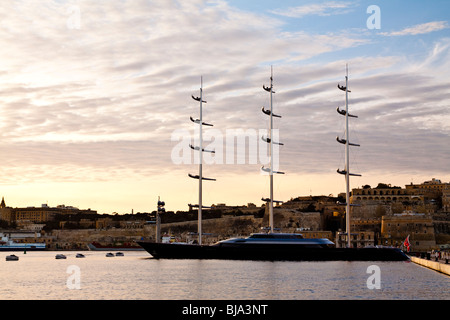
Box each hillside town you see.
[1,178,449,252]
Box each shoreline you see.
[410,256,450,276]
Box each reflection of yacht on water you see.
[137,69,409,261]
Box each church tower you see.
[0,197,14,223]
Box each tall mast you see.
[269,67,274,233]
[189,77,215,245]
[337,64,361,248]
[261,66,284,233]
[199,76,203,245]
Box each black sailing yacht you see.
[137,70,409,261]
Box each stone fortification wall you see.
[47,215,266,247]
[145,216,264,244]
[262,207,323,231]
[45,211,325,248]
[47,228,145,250]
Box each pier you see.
[410,256,450,276]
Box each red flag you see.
[403,235,411,252]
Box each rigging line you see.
[188,166,197,204]
[337,117,346,169]
[351,145,362,178]
[348,114,362,179]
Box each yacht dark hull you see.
[137,241,409,261]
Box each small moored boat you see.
[106,252,114,257]
[55,254,67,259]
[6,254,19,261]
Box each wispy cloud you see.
[382,21,449,36]
[0,1,449,212]
[270,1,354,18]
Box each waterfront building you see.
[297,230,333,241]
[95,217,114,229]
[208,203,262,215]
[350,218,382,244]
[119,220,145,229]
[350,179,450,218]
[335,231,375,248]
[351,185,423,203]
[442,186,450,212]
[381,211,436,251]
[351,178,450,204]
[14,206,54,224]
[405,178,450,199]
[0,197,97,224]
[0,230,44,244]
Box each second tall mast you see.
[261,67,284,233]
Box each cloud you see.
[382,21,449,36]
[0,1,449,212]
[0,0,368,145]
[270,1,355,18]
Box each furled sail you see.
[263,84,274,93]
[336,136,360,147]
[191,95,207,103]
[188,173,216,181]
[261,197,283,203]
[190,116,213,126]
[261,135,284,145]
[189,144,215,153]
[261,166,285,175]
[261,107,281,118]
[337,84,351,92]
[336,106,358,118]
[336,169,361,177]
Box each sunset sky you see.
[0,0,449,214]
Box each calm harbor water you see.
[0,251,448,300]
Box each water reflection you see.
[0,252,448,300]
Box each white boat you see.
[0,234,46,251]
[6,254,19,261]
[55,254,67,259]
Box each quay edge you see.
[410,256,450,276]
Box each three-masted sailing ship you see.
[137,69,409,261]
